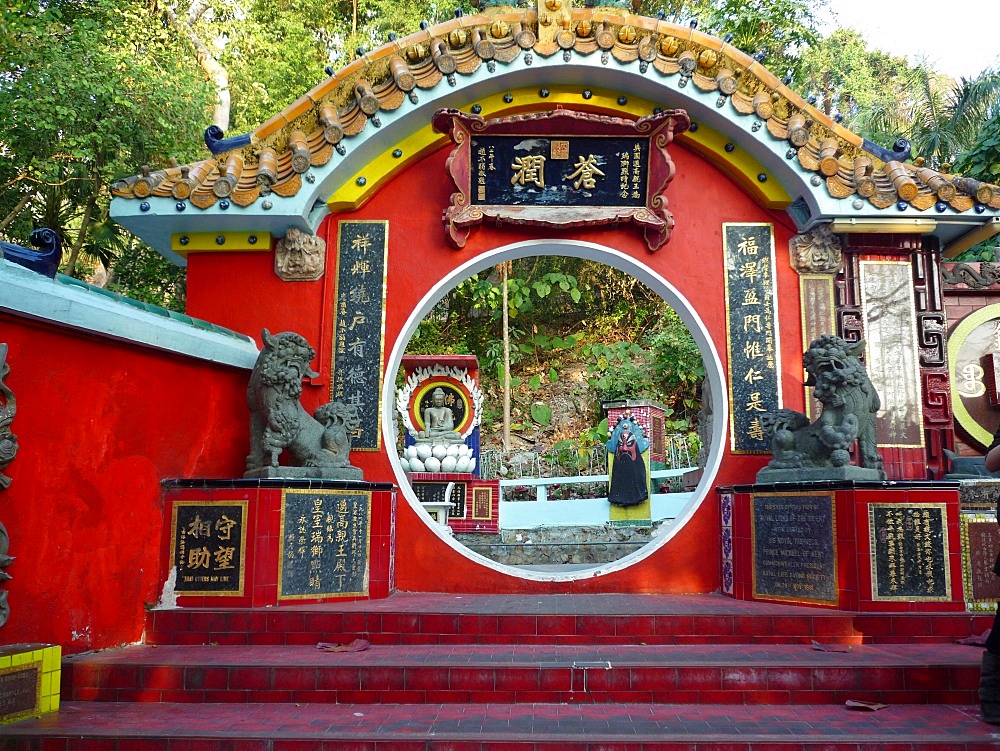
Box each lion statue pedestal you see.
[244,329,364,481]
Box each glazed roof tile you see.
[110,10,1000,232]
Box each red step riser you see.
[62,663,981,705]
[10,740,1000,750]
[145,611,994,646]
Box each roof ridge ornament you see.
[204,125,253,156]
[861,136,911,164]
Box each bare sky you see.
[823,0,999,80]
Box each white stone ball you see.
[424,456,441,473]
[416,444,432,461]
[405,445,417,459]
[441,456,458,472]
[409,458,425,472]
[458,445,471,458]
[446,444,460,457]
[456,457,471,473]
[468,458,476,473]
[432,444,448,460]
[398,456,410,471]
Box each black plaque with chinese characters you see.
[472,136,649,207]
[870,503,950,601]
[279,489,370,599]
[723,223,780,453]
[331,220,387,451]
[170,501,248,596]
[432,108,690,251]
[751,492,837,605]
[411,481,467,519]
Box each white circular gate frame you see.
[381,238,728,582]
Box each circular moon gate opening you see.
[382,239,728,582]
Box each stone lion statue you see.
[245,330,362,478]
[758,334,884,479]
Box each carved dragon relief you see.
[0,343,17,627]
[941,262,1000,290]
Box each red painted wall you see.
[0,315,249,652]
[185,141,805,596]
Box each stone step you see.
[144,593,994,646]
[62,642,983,705]
[0,701,996,749]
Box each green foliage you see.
[700,0,821,76]
[506,272,582,317]
[106,239,187,309]
[582,307,704,430]
[902,66,1000,168]
[1,0,214,305]
[547,439,586,474]
[584,341,653,402]
[795,28,914,136]
[951,108,1000,262]
[580,418,610,450]
[530,403,552,426]
[953,108,1000,183]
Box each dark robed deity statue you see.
[606,415,651,507]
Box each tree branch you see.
[165,3,230,130]
[64,173,101,278]
[0,188,38,234]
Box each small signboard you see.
[169,501,248,596]
[0,662,39,723]
[432,108,690,251]
[279,489,370,600]
[869,503,950,601]
[750,492,838,605]
[331,219,387,451]
[962,513,1000,611]
[0,644,61,725]
[471,486,493,520]
[723,223,781,453]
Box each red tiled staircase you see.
[3,593,1000,749]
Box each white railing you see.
[498,467,693,502]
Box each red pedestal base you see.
[161,479,396,607]
[720,481,966,612]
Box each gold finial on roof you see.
[537,0,571,45]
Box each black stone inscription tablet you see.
[723,223,779,453]
[332,220,387,450]
[752,493,837,604]
[171,501,247,595]
[870,503,949,600]
[471,136,649,207]
[411,481,467,519]
[280,490,370,599]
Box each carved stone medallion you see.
[789,224,843,275]
[274,227,326,281]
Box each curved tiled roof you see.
[110,7,1000,256]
